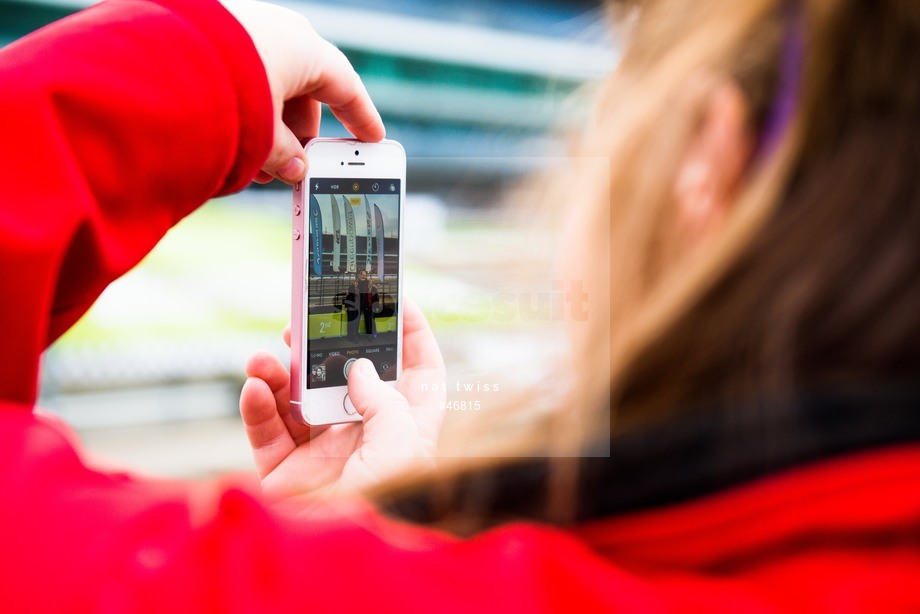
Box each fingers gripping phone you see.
[291,139,406,425]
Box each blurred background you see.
[3,0,614,478]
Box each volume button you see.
[293,229,301,240]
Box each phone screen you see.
[305,178,400,389]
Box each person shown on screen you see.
[369,277,381,317]
[357,270,377,339]
[344,276,361,341]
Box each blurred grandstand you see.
[2,0,613,185]
[3,0,612,474]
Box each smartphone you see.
[291,138,406,425]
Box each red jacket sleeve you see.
[0,0,273,406]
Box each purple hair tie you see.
[755,2,804,161]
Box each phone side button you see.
[293,229,301,240]
[343,394,357,415]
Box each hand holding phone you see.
[222,1,385,184]
[239,298,446,498]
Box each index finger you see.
[301,39,385,142]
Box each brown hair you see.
[371,0,920,532]
[617,0,920,420]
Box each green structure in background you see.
[0,1,68,44]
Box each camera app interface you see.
[306,178,400,389]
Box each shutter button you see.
[343,358,357,380]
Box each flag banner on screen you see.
[374,203,385,282]
[309,194,323,277]
[343,195,357,273]
[364,194,373,272]
[330,194,341,272]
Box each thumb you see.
[347,359,409,421]
[263,121,307,184]
[347,359,419,457]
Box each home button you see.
[343,394,357,415]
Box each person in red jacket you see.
[1,0,919,613]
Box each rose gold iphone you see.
[291,139,406,425]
